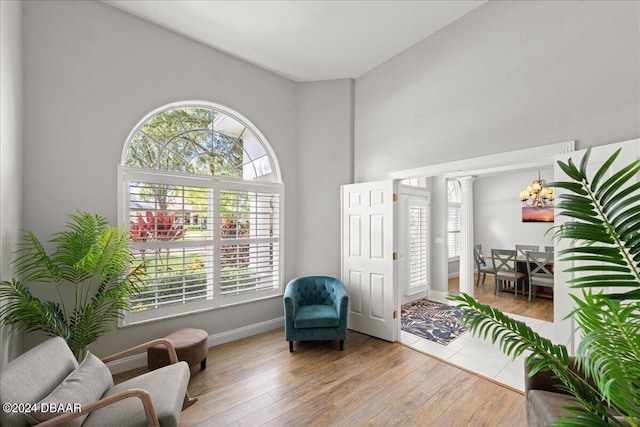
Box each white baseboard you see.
[106,317,284,374]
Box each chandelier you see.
[519,171,554,208]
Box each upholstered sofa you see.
[0,336,193,427]
[524,358,632,426]
[283,276,349,352]
[525,359,584,426]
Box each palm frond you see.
[51,211,107,284]
[590,148,619,191]
[553,405,626,427]
[570,294,640,419]
[0,279,68,338]
[448,294,609,404]
[13,231,63,284]
[553,150,640,290]
[595,160,640,207]
[450,294,565,364]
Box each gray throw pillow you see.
[26,352,113,427]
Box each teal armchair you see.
[283,276,349,352]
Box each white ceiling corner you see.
[103,0,487,82]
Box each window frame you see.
[118,101,283,327]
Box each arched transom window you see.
[119,102,283,325]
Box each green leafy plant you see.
[0,211,142,360]
[449,147,640,426]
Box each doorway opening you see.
[393,141,575,347]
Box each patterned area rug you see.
[401,298,468,346]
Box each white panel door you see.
[341,180,397,342]
[554,138,640,352]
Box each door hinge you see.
[393,193,398,202]
[393,252,398,260]
[393,310,397,319]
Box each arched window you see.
[447,179,461,260]
[119,102,283,325]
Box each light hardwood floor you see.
[449,274,554,323]
[115,328,526,426]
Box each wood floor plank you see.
[404,371,487,425]
[452,275,554,323]
[111,294,532,427]
[157,328,527,426]
[361,362,467,426]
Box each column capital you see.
[457,175,478,185]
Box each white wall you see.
[20,0,302,358]
[18,0,354,360]
[474,167,555,252]
[354,0,639,299]
[354,0,640,182]
[295,80,354,277]
[10,0,640,360]
[0,0,24,366]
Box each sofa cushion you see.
[526,390,583,427]
[82,361,189,427]
[294,304,339,328]
[0,337,79,427]
[26,352,113,427]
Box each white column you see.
[458,176,477,298]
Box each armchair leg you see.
[200,358,207,371]
[339,340,344,351]
[289,341,293,352]
[182,391,198,410]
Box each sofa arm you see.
[102,338,197,410]
[37,389,159,427]
[102,338,179,365]
[525,357,579,395]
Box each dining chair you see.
[516,244,539,259]
[491,249,527,296]
[474,244,496,287]
[544,246,554,253]
[525,251,554,301]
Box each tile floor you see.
[401,311,555,392]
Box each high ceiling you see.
[104,0,487,82]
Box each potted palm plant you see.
[0,211,142,360]
[450,147,639,426]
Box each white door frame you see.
[389,141,575,338]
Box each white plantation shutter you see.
[122,170,283,323]
[448,204,461,259]
[447,179,462,260]
[219,189,281,299]
[408,205,428,292]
